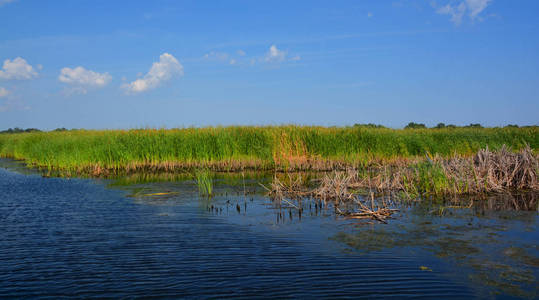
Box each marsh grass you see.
[395,145,539,197]
[264,146,539,201]
[195,169,213,196]
[0,126,536,174]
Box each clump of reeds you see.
[262,171,399,223]
[261,173,311,200]
[469,145,537,191]
[312,170,356,202]
[385,145,539,197]
[195,169,213,196]
[262,145,538,206]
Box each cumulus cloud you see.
[436,0,492,25]
[0,57,39,80]
[0,87,9,98]
[264,45,288,63]
[237,50,246,56]
[58,66,112,94]
[122,53,183,94]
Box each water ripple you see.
[1,166,533,298]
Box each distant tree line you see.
[351,123,533,129]
[0,125,535,134]
[0,127,69,134]
[402,122,528,129]
[0,127,41,134]
[352,123,386,129]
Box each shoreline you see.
[1,126,537,197]
[2,146,537,199]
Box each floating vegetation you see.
[419,266,433,271]
[142,192,179,197]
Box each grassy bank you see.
[0,126,537,175]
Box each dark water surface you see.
[0,160,537,299]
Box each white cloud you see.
[436,0,492,25]
[0,87,9,98]
[264,45,287,63]
[437,3,467,25]
[229,59,237,65]
[466,0,492,18]
[367,12,373,18]
[237,50,246,56]
[122,53,183,94]
[59,66,112,95]
[0,57,39,80]
[59,66,111,88]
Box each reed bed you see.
[266,146,538,201]
[0,126,536,174]
[260,146,538,222]
[355,145,539,197]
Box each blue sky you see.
[0,0,538,129]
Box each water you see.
[0,160,537,299]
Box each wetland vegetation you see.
[0,125,537,197]
[1,143,537,298]
[0,125,536,171]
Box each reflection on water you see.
[0,159,537,298]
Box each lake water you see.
[1,159,537,299]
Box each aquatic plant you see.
[263,146,539,200]
[195,169,213,196]
[0,126,536,174]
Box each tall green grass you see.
[0,126,537,173]
[401,161,452,198]
[195,169,213,196]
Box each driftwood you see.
[337,192,399,224]
[261,172,399,223]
